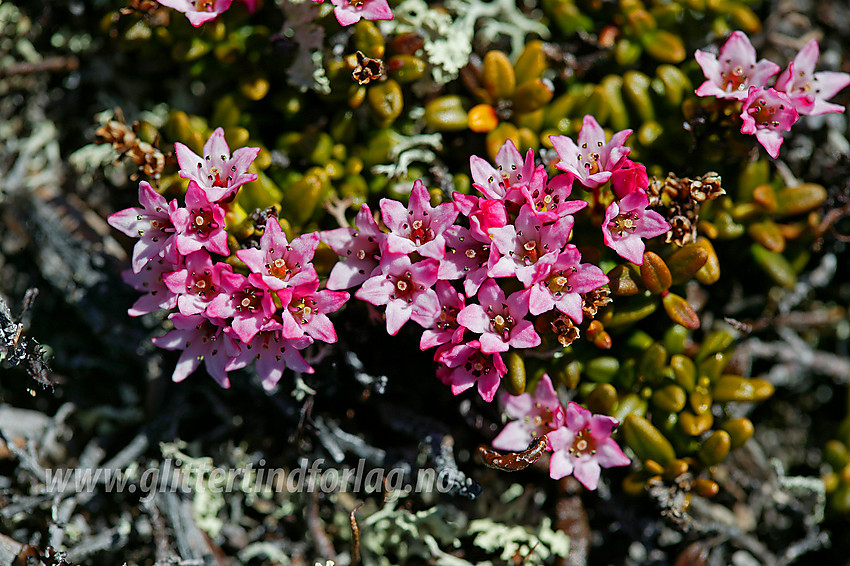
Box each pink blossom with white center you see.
[108,181,179,273]
[227,331,313,391]
[380,180,458,260]
[528,245,609,321]
[236,219,319,291]
[328,0,393,26]
[206,270,282,344]
[322,204,386,290]
[488,204,574,287]
[456,280,540,354]
[156,0,233,26]
[548,402,630,490]
[280,280,349,343]
[550,115,633,190]
[420,281,466,350]
[740,86,800,159]
[520,169,587,223]
[775,39,850,116]
[602,189,670,265]
[435,340,507,402]
[469,139,535,200]
[174,127,259,202]
[355,254,440,336]
[492,374,565,451]
[162,250,233,316]
[122,258,178,317]
[694,31,780,101]
[152,313,240,387]
[439,226,492,297]
[453,193,508,242]
[170,183,229,257]
[609,159,648,200]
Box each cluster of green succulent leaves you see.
[100,0,842,504]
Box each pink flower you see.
[775,39,850,116]
[550,115,632,190]
[156,0,233,27]
[171,183,229,257]
[492,374,564,451]
[236,219,319,290]
[174,127,259,202]
[601,189,670,265]
[528,245,609,321]
[328,0,393,26]
[420,281,466,350]
[436,340,507,402]
[469,139,535,200]
[488,204,574,287]
[520,170,587,223]
[694,31,780,101]
[439,226,491,297]
[108,181,179,273]
[609,159,648,200]
[162,250,233,316]
[548,402,630,490]
[206,270,281,344]
[453,194,508,242]
[355,254,440,335]
[121,258,178,317]
[381,180,458,260]
[456,280,540,354]
[227,331,313,390]
[323,204,386,290]
[152,313,240,387]
[740,86,800,159]
[281,280,349,343]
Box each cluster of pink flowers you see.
[550,115,671,265]
[323,124,671,402]
[695,32,850,158]
[156,0,393,27]
[492,374,630,490]
[109,129,348,389]
[156,0,257,26]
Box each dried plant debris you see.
[0,289,52,387]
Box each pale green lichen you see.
[158,441,286,540]
[468,517,571,565]
[359,493,472,565]
[384,0,549,85]
[277,0,331,93]
[371,132,444,180]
